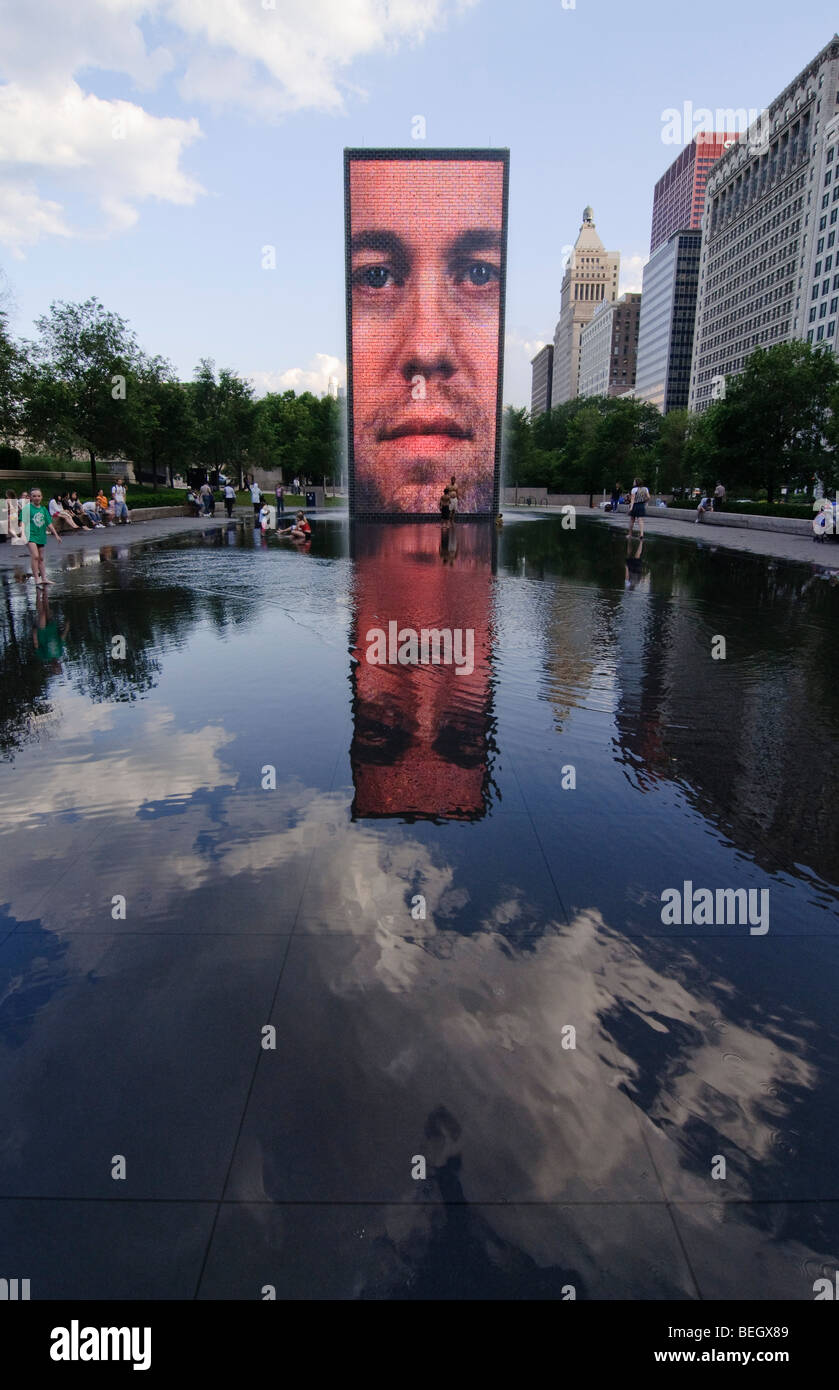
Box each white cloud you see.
[250,353,346,397]
[0,183,71,259]
[0,0,475,252]
[172,0,472,117]
[620,252,647,296]
[0,79,203,252]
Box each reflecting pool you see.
[1,515,838,1299]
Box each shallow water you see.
[1,515,838,1298]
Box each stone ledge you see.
[611,504,814,536]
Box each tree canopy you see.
[3,296,345,492]
[504,341,839,500]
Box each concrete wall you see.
[505,490,596,509]
[125,505,192,522]
[612,503,815,536]
[0,464,137,486]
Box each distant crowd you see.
[4,478,132,534]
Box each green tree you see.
[703,342,838,502]
[189,359,255,486]
[25,297,139,490]
[127,356,196,490]
[0,310,26,446]
[501,405,535,495]
[654,409,689,493]
[562,403,603,502]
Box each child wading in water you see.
[25,488,62,585]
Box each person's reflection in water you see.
[350,522,497,820]
[439,520,458,563]
[624,536,646,590]
[32,590,69,674]
[379,1105,584,1299]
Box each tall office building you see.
[634,230,702,412]
[689,36,839,411]
[530,343,554,417]
[650,134,737,254]
[578,293,642,398]
[803,108,839,355]
[551,208,620,404]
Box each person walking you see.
[275,482,285,516]
[448,475,459,522]
[713,481,726,512]
[223,481,236,518]
[249,477,262,522]
[627,477,649,539]
[111,478,131,524]
[25,488,61,584]
[611,481,621,513]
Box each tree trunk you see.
[89,449,97,492]
[152,444,158,492]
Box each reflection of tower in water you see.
[349,522,497,820]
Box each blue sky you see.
[0,0,834,406]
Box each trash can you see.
[305,490,316,508]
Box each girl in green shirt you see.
[25,488,61,585]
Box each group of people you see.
[4,480,131,585]
[610,478,727,536]
[185,476,312,541]
[695,482,726,522]
[5,479,130,538]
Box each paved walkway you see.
[509,505,839,567]
[0,513,234,576]
[0,509,351,577]
[5,506,834,573]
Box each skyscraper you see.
[551,208,620,405]
[634,230,701,413]
[803,107,839,356]
[689,36,839,411]
[530,343,554,417]
[650,134,737,254]
[578,293,642,398]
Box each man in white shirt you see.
[250,479,262,522]
[111,478,130,524]
[224,482,236,518]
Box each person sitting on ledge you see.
[81,497,105,528]
[95,488,112,524]
[67,491,96,529]
[695,493,713,524]
[48,494,79,531]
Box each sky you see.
[0,0,835,408]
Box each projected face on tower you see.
[346,152,507,516]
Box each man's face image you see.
[349,157,505,514]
